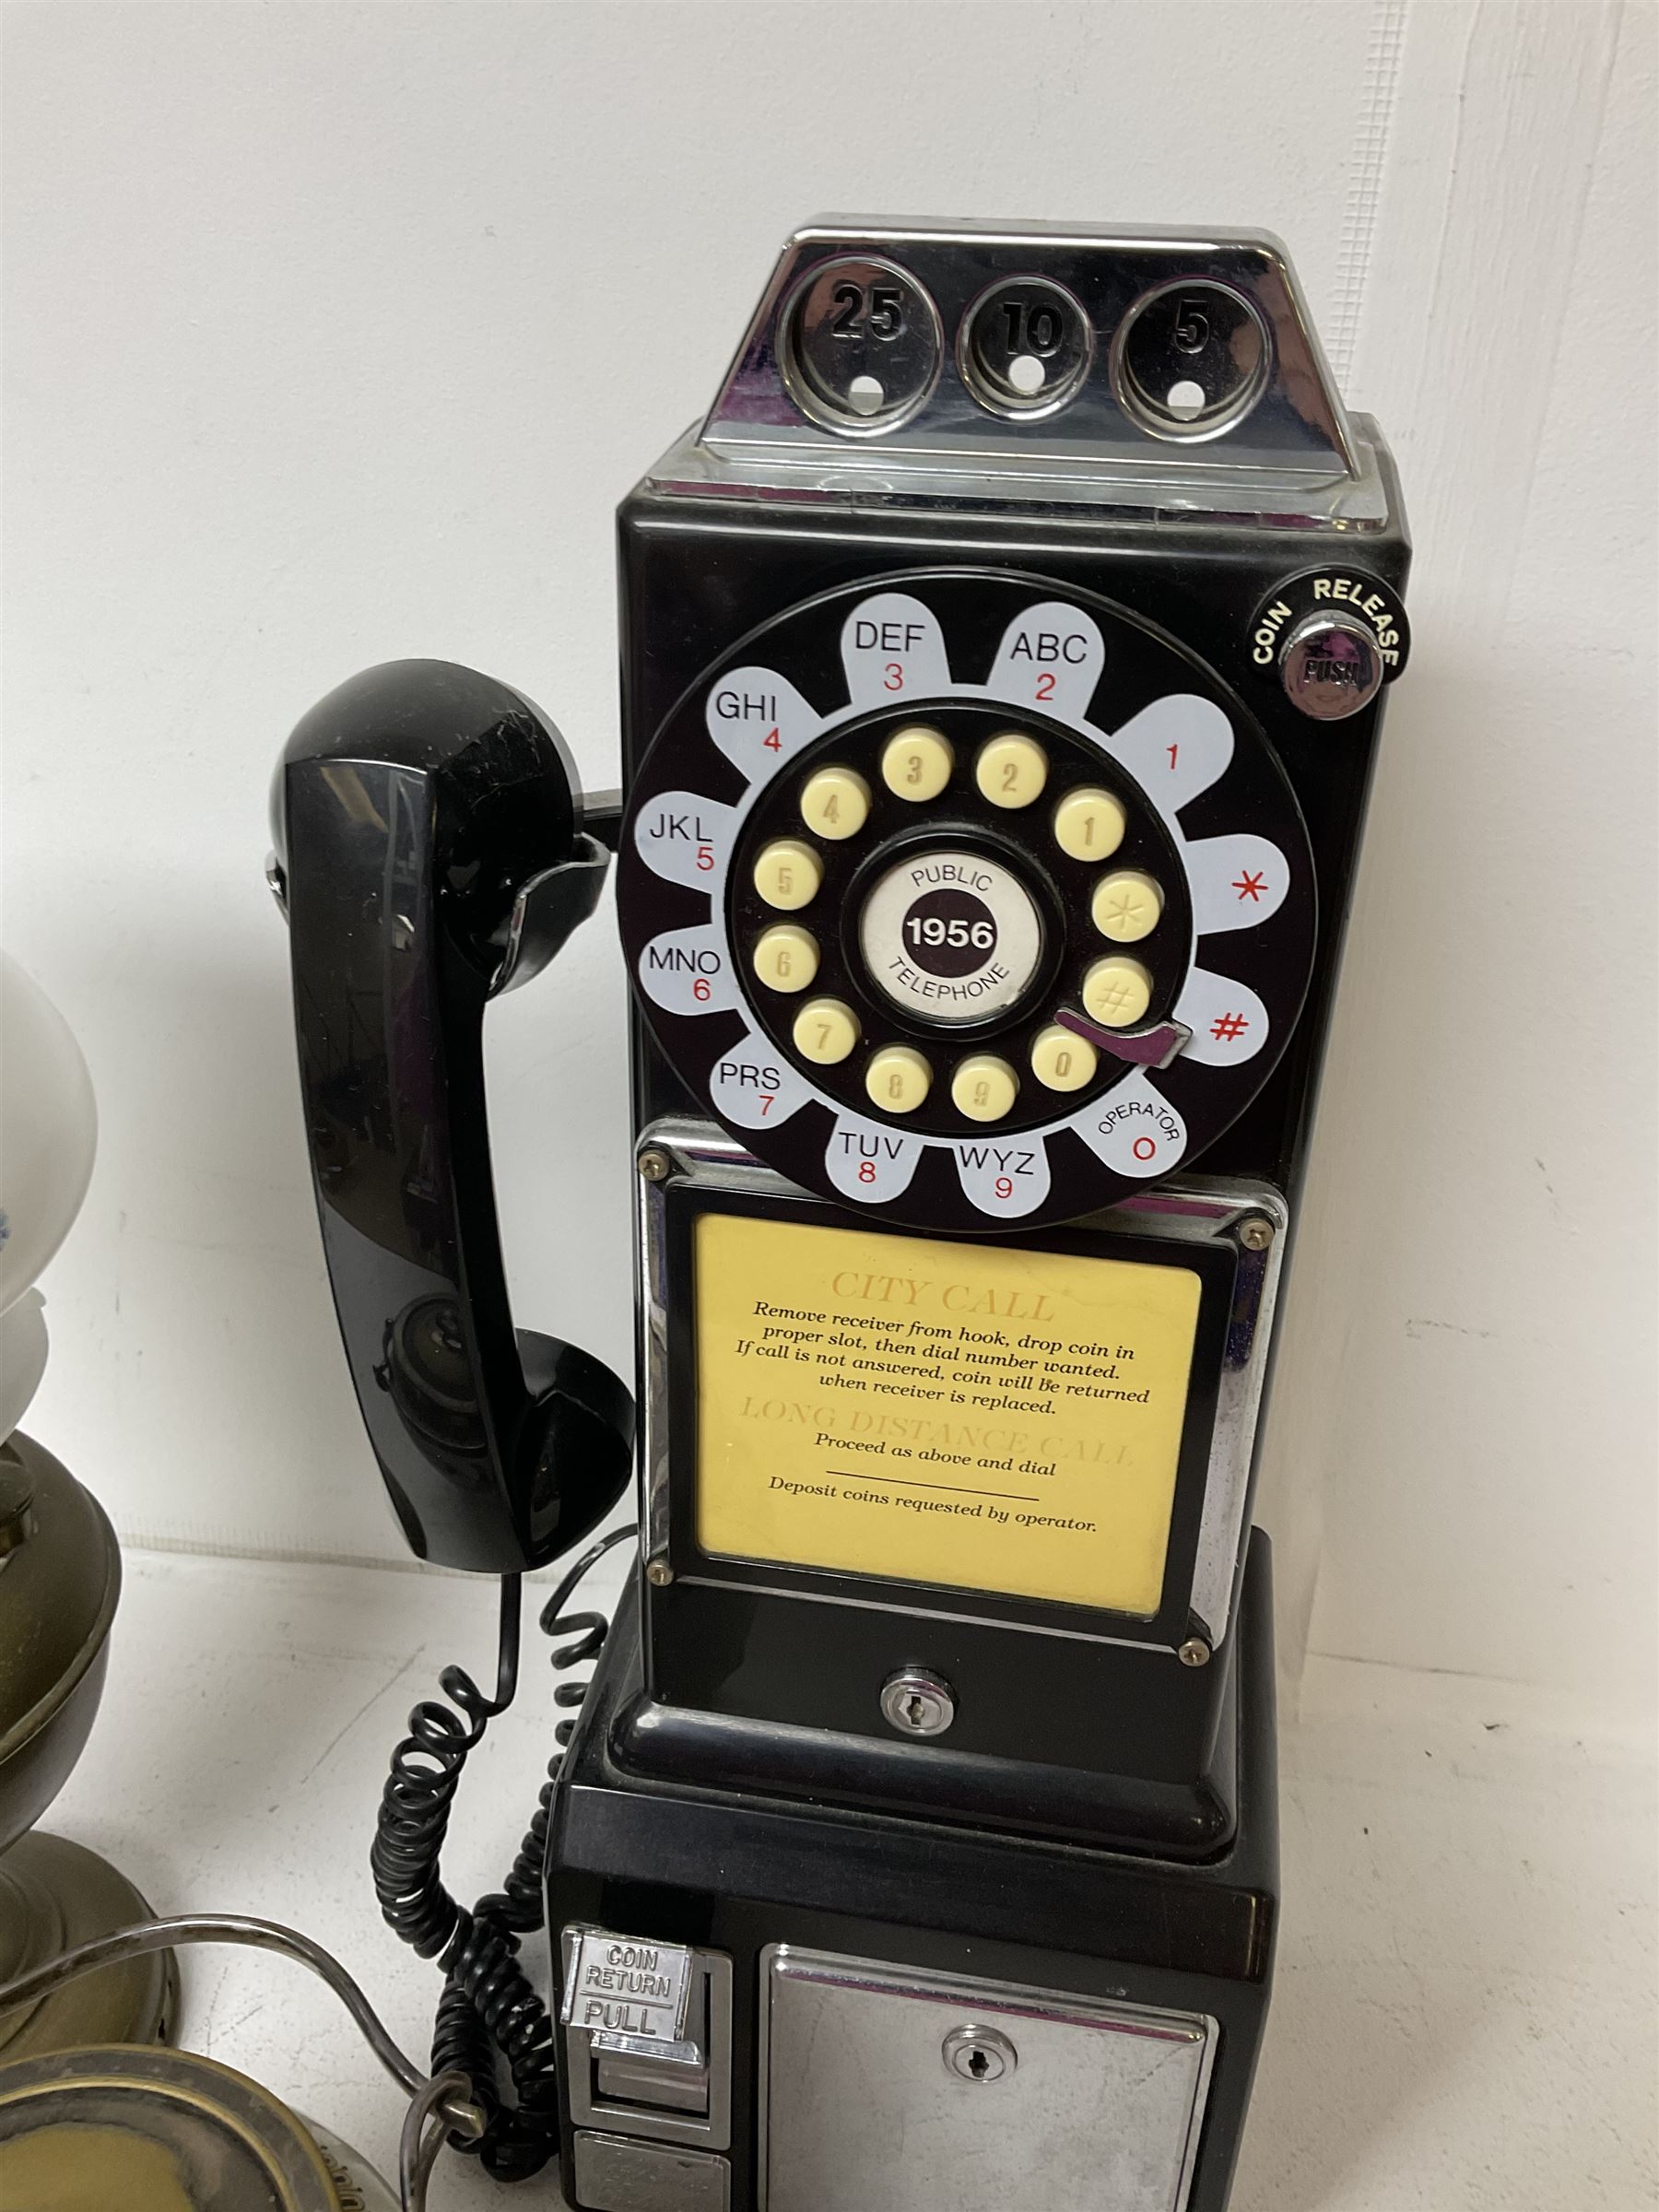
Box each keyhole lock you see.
[879,1667,957,1737]
[942,2025,1018,2086]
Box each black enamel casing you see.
[549,1530,1280,2212]
[614,461,1408,1841]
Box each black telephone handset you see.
[270,658,633,1575]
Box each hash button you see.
[1082,957,1153,1030]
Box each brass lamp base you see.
[0,1831,175,2057]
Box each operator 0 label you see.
[694,1212,1201,1616]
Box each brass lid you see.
[0,1434,120,1757]
[0,2042,341,2210]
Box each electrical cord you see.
[370,1522,637,2182]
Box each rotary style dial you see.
[618,571,1316,1234]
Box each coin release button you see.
[951,1055,1018,1123]
[794,998,860,1065]
[881,726,954,802]
[976,733,1049,809]
[799,765,871,841]
[752,925,819,994]
[1053,786,1127,862]
[1279,610,1385,721]
[1083,956,1153,1030]
[754,839,823,911]
[1030,1023,1098,1091]
[865,1045,933,1114]
[1091,869,1164,943]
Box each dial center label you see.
[859,846,1041,1024]
[903,887,998,976]
[694,1211,1201,1617]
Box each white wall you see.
[4,4,1653,1723]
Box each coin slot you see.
[958,275,1092,419]
[779,255,943,436]
[1112,278,1271,442]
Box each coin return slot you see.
[595,2026,712,2118]
[565,1943,735,2155]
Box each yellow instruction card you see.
[694,1211,1202,1616]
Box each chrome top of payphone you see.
[650,217,1389,524]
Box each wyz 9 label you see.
[693,1211,1202,1617]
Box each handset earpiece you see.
[270,659,632,1573]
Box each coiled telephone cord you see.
[370,1524,636,2182]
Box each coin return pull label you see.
[564,1931,697,2053]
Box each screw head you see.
[1178,1636,1212,1668]
[638,1148,672,1183]
[1237,1216,1275,1252]
[879,1667,956,1737]
[645,1559,674,1587]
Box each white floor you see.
[40,1550,1658,2211]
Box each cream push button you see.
[1052,786,1126,862]
[865,1045,933,1114]
[751,925,819,994]
[753,839,822,911]
[799,765,871,841]
[1091,870,1164,943]
[880,726,954,802]
[976,733,1049,809]
[1030,1023,1098,1091]
[793,998,860,1065]
[859,848,1042,1026]
[1083,956,1153,1029]
[950,1054,1018,1123]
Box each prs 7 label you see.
[694,1212,1202,1616]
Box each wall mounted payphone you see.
[271,219,1409,2212]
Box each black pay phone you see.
[271,219,1409,2212]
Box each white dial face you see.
[858,848,1043,1025]
[618,575,1316,1235]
